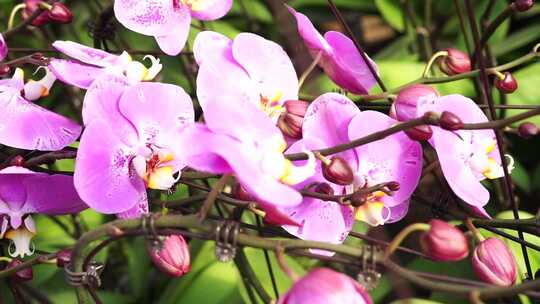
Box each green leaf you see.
[122,238,151,300]
[390,299,445,304]
[511,159,531,193]
[492,22,540,56]
[375,0,405,32]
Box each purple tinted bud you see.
[322,157,354,186]
[405,125,433,141]
[314,182,334,196]
[278,100,309,139]
[47,2,73,24]
[420,219,469,261]
[56,248,72,268]
[350,191,368,207]
[7,259,33,282]
[9,155,25,167]
[0,64,10,76]
[472,238,517,286]
[147,235,190,277]
[513,0,534,12]
[439,111,464,130]
[494,72,518,94]
[23,0,51,27]
[387,181,400,192]
[395,84,440,122]
[0,34,7,61]
[518,122,538,139]
[277,268,373,304]
[440,48,471,75]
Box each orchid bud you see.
[56,248,72,268]
[314,182,334,196]
[47,2,73,24]
[278,100,309,139]
[277,268,373,304]
[405,125,433,141]
[395,84,440,122]
[494,72,518,94]
[9,155,25,167]
[439,111,464,130]
[518,122,538,139]
[514,0,534,12]
[472,237,517,286]
[0,64,10,76]
[440,48,471,75]
[7,259,33,282]
[350,190,368,207]
[321,156,354,186]
[0,34,7,62]
[147,235,190,277]
[387,181,400,192]
[232,183,256,201]
[23,0,51,27]
[420,219,468,261]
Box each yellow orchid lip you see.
[133,150,178,190]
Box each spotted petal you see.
[49,59,107,89]
[114,0,181,36]
[52,41,117,67]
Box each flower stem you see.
[383,223,430,260]
[465,218,485,242]
[298,51,322,90]
[422,51,448,78]
[7,4,26,31]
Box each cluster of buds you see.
[22,0,73,27]
[278,100,309,139]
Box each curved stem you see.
[298,52,322,90]
[422,51,448,78]
[383,223,430,259]
[7,4,27,30]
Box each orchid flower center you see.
[2,215,36,258]
[260,92,285,122]
[117,52,163,83]
[133,146,178,190]
[259,137,316,185]
[468,138,514,180]
[179,0,210,10]
[353,190,391,227]
[9,67,57,101]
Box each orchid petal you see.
[188,0,232,20]
[348,111,422,206]
[0,33,7,61]
[23,174,87,215]
[113,0,181,36]
[193,31,232,65]
[75,119,146,214]
[52,40,117,67]
[49,59,109,89]
[154,9,191,56]
[0,92,81,151]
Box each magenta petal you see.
[116,197,149,219]
[180,125,302,207]
[75,119,146,214]
[286,5,329,52]
[348,111,422,206]
[282,197,354,245]
[154,11,191,56]
[0,174,31,212]
[0,92,81,151]
[232,33,299,103]
[49,59,106,89]
[113,0,181,36]
[323,31,377,94]
[195,34,257,111]
[193,31,232,65]
[386,200,410,223]
[0,33,7,61]
[52,40,116,67]
[24,174,87,214]
[432,126,490,207]
[189,0,232,20]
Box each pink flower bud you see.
[439,111,464,131]
[322,156,354,186]
[56,248,72,268]
[47,2,73,24]
[440,48,471,75]
[0,64,10,76]
[386,181,400,192]
[314,182,334,196]
[514,0,534,12]
[0,34,7,62]
[494,72,518,94]
[9,155,25,167]
[23,0,51,27]
[395,84,439,122]
[472,237,517,286]
[405,125,433,141]
[7,259,33,282]
[518,122,538,139]
[277,268,373,304]
[147,235,190,277]
[278,100,309,139]
[420,219,469,261]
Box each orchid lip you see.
[132,146,179,190]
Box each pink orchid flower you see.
[193,31,299,122]
[0,166,87,257]
[114,0,232,56]
[287,6,378,94]
[0,68,81,151]
[74,79,194,217]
